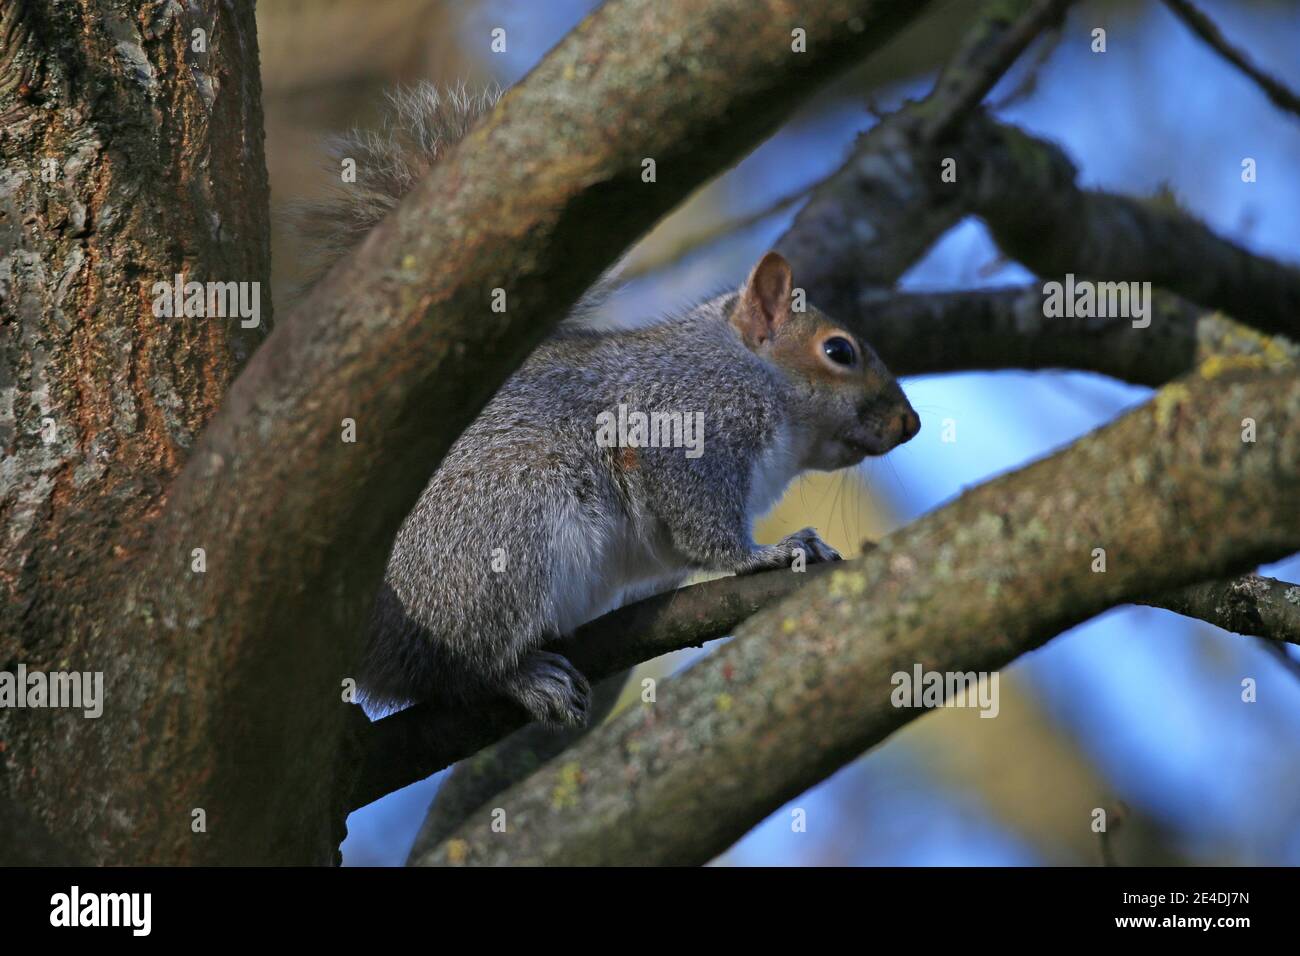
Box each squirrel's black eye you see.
[822,336,856,367]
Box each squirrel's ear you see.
[732,251,793,348]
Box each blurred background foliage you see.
[255,0,1300,866]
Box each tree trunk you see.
[0,0,269,863]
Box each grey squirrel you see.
[299,84,920,727]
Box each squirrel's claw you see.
[780,527,841,565]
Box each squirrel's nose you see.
[897,410,920,442]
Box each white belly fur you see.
[547,422,803,636]
[547,493,686,636]
[745,422,803,525]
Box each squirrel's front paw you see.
[778,527,842,565]
[503,650,591,729]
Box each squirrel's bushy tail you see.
[292,81,503,286]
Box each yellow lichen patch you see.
[1198,352,1270,380]
[1154,383,1190,428]
[1195,317,1297,408]
[1198,313,1297,367]
[828,569,867,599]
[972,512,1005,541]
[445,838,469,864]
[551,762,584,811]
[715,692,733,713]
[782,617,797,634]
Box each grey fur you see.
[291,79,623,316]
[292,81,503,285]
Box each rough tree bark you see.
[0,0,269,860]
[0,2,269,647]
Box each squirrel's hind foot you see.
[502,650,591,728]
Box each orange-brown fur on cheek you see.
[769,312,880,394]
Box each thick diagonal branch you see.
[410,366,1300,865]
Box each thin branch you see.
[920,0,1075,141]
[411,365,1300,865]
[990,23,1064,111]
[1162,0,1300,119]
[1142,573,1300,682]
[1141,574,1300,647]
[347,564,839,812]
